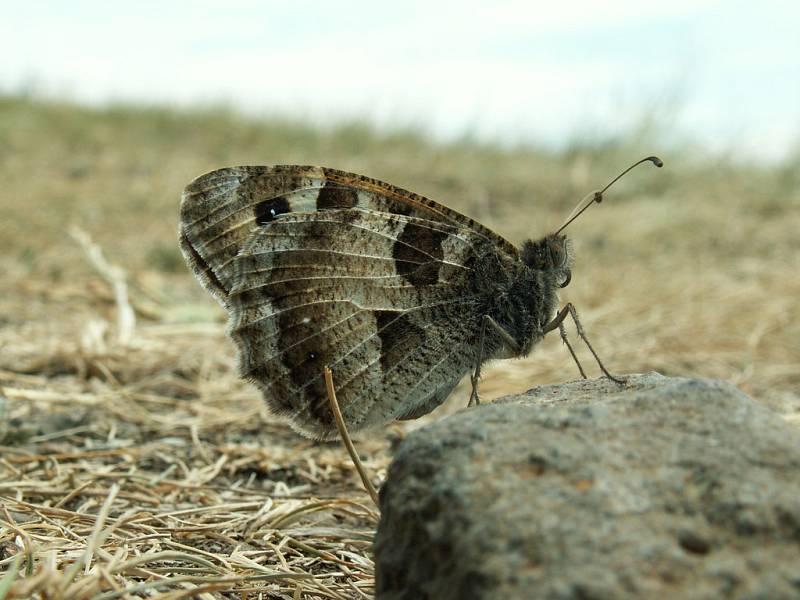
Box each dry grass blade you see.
[324,368,380,508]
[57,483,119,591]
[69,226,136,345]
[0,554,23,600]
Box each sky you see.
[3,0,799,160]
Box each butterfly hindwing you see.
[229,209,484,438]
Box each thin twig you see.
[324,367,380,507]
[70,226,136,345]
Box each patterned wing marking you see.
[225,209,486,439]
[237,302,477,439]
[179,165,517,306]
[181,167,323,304]
[327,308,475,430]
[232,209,470,286]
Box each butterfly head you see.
[520,233,573,289]
[520,156,663,292]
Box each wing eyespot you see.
[255,196,291,224]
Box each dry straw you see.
[0,232,385,599]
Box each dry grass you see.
[1,314,383,598]
[1,94,798,598]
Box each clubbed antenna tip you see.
[646,156,664,168]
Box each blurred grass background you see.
[2,93,797,414]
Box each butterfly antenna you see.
[554,156,663,235]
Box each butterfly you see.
[179,159,661,439]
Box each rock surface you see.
[374,372,800,600]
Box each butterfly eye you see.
[559,270,571,288]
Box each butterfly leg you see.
[565,304,625,384]
[558,320,587,379]
[543,305,586,378]
[469,316,520,407]
[469,317,489,407]
[543,303,624,384]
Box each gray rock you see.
[374,372,800,600]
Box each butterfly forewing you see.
[180,166,517,306]
[180,165,519,439]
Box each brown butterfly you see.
[179,158,661,439]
